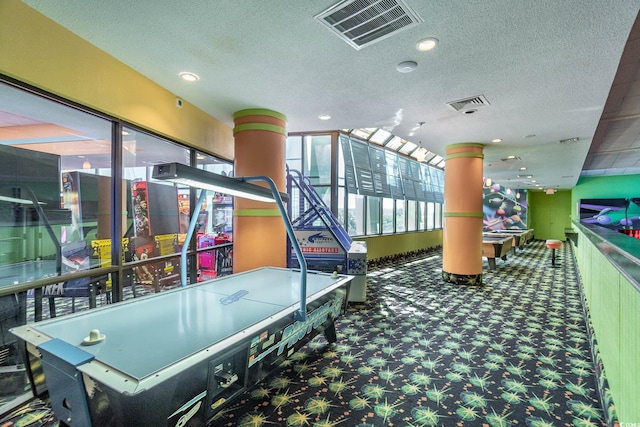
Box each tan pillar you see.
[232,109,287,272]
[442,143,484,285]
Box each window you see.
[0,81,113,283]
[346,192,365,236]
[366,197,381,235]
[417,201,426,230]
[304,135,332,186]
[435,203,443,229]
[407,200,417,231]
[286,135,303,174]
[395,199,406,232]
[0,80,113,410]
[427,202,435,230]
[382,198,394,233]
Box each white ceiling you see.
[22,0,640,190]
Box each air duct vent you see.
[316,0,423,50]
[447,95,491,112]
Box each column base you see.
[442,270,483,285]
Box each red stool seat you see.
[545,240,562,250]
[545,239,562,267]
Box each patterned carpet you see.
[1,240,614,426]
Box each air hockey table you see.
[11,267,352,427]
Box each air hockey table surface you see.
[12,267,353,426]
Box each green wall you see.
[528,190,572,240]
[574,227,640,422]
[571,174,640,220]
[360,229,442,260]
[570,174,640,422]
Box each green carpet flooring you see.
[1,240,613,426]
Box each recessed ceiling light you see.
[318,114,331,120]
[491,138,502,143]
[179,72,199,82]
[397,61,418,73]
[500,155,520,161]
[519,167,527,171]
[416,37,438,52]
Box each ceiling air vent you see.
[447,95,491,112]
[316,0,423,50]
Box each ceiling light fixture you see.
[318,114,332,120]
[416,37,438,51]
[179,71,200,82]
[559,137,580,144]
[501,155,520,161]
[397,60,418,73]
[152,162,309,321]
[491,138,502,143]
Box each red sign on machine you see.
[301,247,339,254]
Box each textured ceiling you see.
[21,0,640,189]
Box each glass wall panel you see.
[366,196,381,235]
[346,192,365,236]
[407,200,417,231]
[395,199,406,232]
[193,152,234,280]
[435,203,443,229]
[304,135,332,186]
[0,80,113,413]
[122,127,190,293]
[417,201,426,230]
[382,198,394,234]
[286,135,303,174]
[427,202,435,230]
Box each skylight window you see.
[385,136,403,150]
[369,129,392,144]
[398,140,418,154]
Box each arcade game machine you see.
[195,192,233,282]
[287,168,367,302]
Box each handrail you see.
[287,168,352,247]
[23,186,62,275]
[575,221,640,293]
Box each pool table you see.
[490,229,534,251]
[482,235,514,270]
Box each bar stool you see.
[545,239,562,267]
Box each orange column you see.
[442,143,484,285]
[232,109,287,272]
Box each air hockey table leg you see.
[322,320,337,343]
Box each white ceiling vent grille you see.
[447,95,491,112]
[316,0,423,50]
